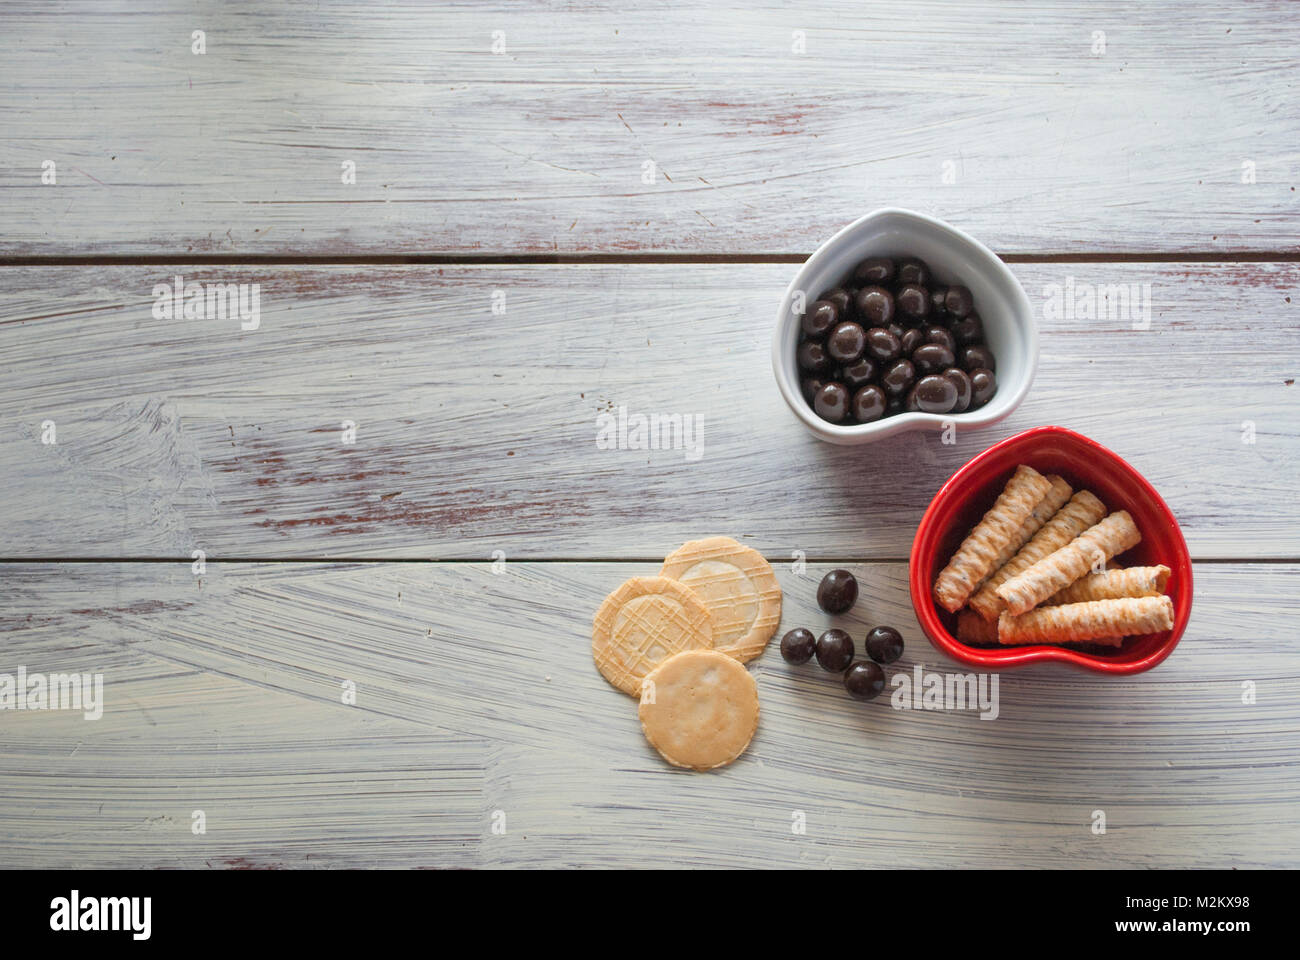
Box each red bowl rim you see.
[909,425,1193,675]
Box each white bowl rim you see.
[771,207,1038,444]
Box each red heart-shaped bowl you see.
[910,425,1192,674]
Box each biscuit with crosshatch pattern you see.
[638,650,759,771]
[592,577,714,697]
[659,536,782,663]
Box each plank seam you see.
[1,252,1299,267]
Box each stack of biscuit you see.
[932,465,1174,647]
[591,536,781,771]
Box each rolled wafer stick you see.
[1043,565,1171,606]
[933,465,1053,613]
[997,596,1173,645]
[956,610,999,646]
[968,490,1107,622]
[995,511,1142,616]
[949,476,1069,603]
[989,474,1072,570]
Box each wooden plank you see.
[0,560,1295,868]
[1,262,1295,559]
[1,1,1296,255]
[0,650,486,868]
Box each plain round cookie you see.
[638,650,759,772]
[659,536,782,663]
[592,576,714,697]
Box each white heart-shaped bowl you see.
[771,208,1037,444]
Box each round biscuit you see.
[591,576,714,697]
[659,536,782,663]
[638,650,759,771]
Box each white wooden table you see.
[1,1,1296,869]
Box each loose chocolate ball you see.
[896,283,930,322]
[827,321,867,364]
[929,285,949,316]
[949,312,984,347]
[800,375,828,404]
[815,629,855,673]
[864,626,905,664]
[942,367,972,412]
[912,373,958,414]
[897,258,930,286]
[881,358,916,397]
[924,325,956,354]
[821,287,853,317]
[780,628,817,664]
[853,257,895,285]
[855,286,896,326]
[865,326,902,363]
[844,661,886,700]
[801,299,839,339]
[886,321,906,340]
[944,285,974,318]
[961,344,997,373]
[813,381,850,421]
[817,568,859,614]
[911,342,955,375]
[969,367,997,407]
[797,339,832,374]
[840,357,878,392]
[899,327,924,356]
[851,384,888,423]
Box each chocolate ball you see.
[942,367,972,412]
[970,367,997,407]
[817,569,859,614]
[797,339,832,374]
[944,285,974,318]
[865,326,902,363]
[911,373,958,414]
[815,629,855,672]
[896,258,931,286]
[961,344,997,373]
[821,287,852,317]
[853,257,895,285]
[826,322,867,365]
[840,357,878,392]
[949,312,984,347]
[855,286,896,326]
[912,342,955,375]
[851,384,888,423]
[801,299,839,339]
[813,381,850,421]
[844,661,886,700]
[881,358,916,397]
[896,283,930,323]
[924,325,956,354]
[780,628,816,664]
[864,626,905,664]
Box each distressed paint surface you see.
[0,1,1296,871]
[0,561,1296,869]
[0,1,1297,255]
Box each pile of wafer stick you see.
[932,465,1173,647]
